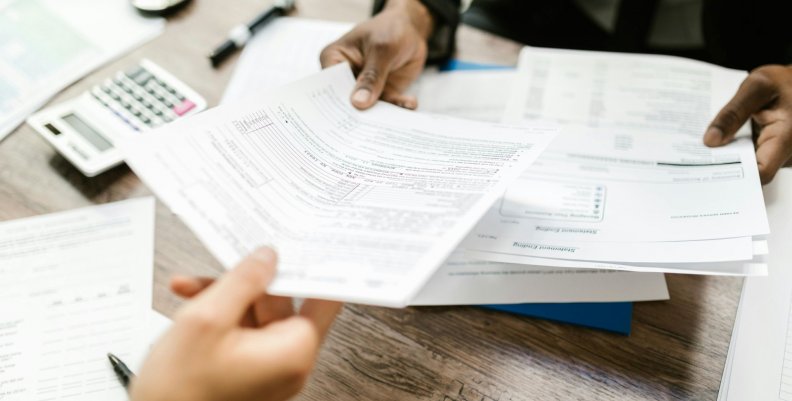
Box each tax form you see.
[121,64,556,307]
[0,0,164,140]
[464,47,769,273]
[0,198,154,401]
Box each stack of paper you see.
[210,18,670,309]
[458,47,769,276]
[121,61,562,307]
[411,60,650,333]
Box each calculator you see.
[27,59,207,177]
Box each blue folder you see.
[439,59,634,335]
[481,303,633,335]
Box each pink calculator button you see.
[173,100,196,116]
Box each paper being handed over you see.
[121,64,556,307]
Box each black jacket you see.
[374,0,792,70]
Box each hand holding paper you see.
[132,247,341,401]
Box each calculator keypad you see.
[89,64,197,132]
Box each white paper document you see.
[0,198,155,401]
[465,131,767,244]
[503,47,751,137]
[463,47,769,274]
[469,250,768,276]
[0,0,164,141]
[718,170,792,400]
[221,17,352,104]
[469,236,759,264]
[122,63,556,307]
[411,252,669,305]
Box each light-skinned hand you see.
[130,247,342,401]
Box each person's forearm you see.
[383,0,436,40]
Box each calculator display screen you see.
[62,113,113,152]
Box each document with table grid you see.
[462,47,770,275]
[0,198,154,401]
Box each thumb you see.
[351,51,391,110]
[188,247,278,328]
[705,71,777,147]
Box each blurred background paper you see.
[0,0,164,140]
[221,17,352,104]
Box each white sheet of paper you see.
[465,130,768,244]
[221,17,352,104]
[464,236,760,264]
[0,0,164,141]
[503,46,751,138]
[470,250,768,276]
[121,64,556,307]
[717,170,792,400]
[411,252,669,305]
[464,47,768,273]
[0,198,155,400]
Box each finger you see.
[241,316,322,393]
[186,247,278,328]
[170,276,215,298]
[252,294,295,326]
[755,123,792,184]
[319,44,360,69]
[351,47,393,110]
[319,48,346,68]
[382,89,418,110]
[705,70,778,146]
[298,299,343,341]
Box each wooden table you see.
[0,1,741,399]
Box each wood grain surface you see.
[0,1,740,399]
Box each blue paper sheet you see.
[437,59,634,335]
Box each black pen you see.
[108,352,135,389]
[209,0,296,67]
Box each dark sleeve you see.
[372,0,462,64]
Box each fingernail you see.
[252,247,276,264]
[704,127,722,145]
[352,89,371,105]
